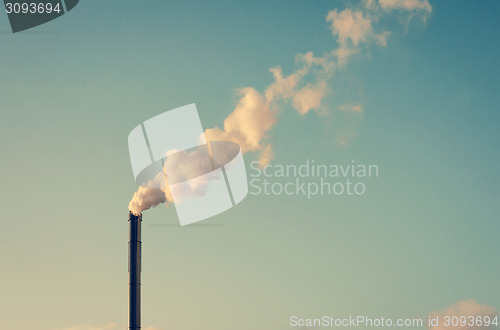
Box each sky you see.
[0,1,499,330]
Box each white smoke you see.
[129,0,432,215]
[128,172,170,216]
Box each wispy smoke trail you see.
[129,0,432,215]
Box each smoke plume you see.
[129,0,432,215]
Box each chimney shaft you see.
[128,212,142,330]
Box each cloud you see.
[428,299,498,330]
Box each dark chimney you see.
[128,212,142,330]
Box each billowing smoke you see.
[128,173,171,216]
[128,146,216,216]
[129,0,432,215]
[204,87,276,165]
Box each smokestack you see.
[128,212,142,330]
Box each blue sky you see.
[0,1,498,329]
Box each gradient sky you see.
[0,1,498,330]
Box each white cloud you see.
[428,299,498,330]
